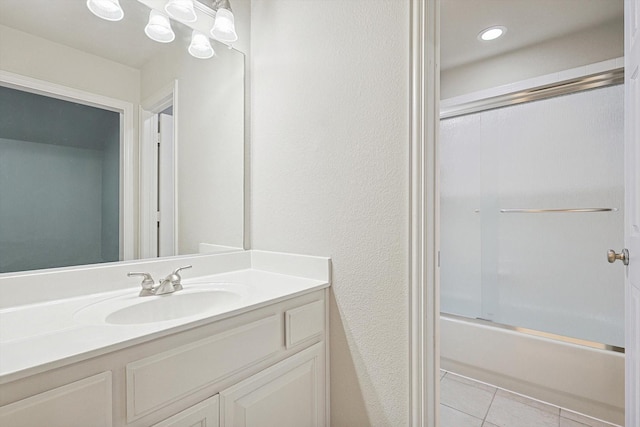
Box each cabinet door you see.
[219,343,325,427]
[0,372,112,427]
[152,396,219,427]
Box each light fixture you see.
[86,0,124,21]
[145,10,175,43]
[478,26,506,41]
[90,1,237,59]
[210,8,238,43]
[188,30,215,59]
[165,0,197,23]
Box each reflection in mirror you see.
[0,0,245,274]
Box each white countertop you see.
[0,251,330,384]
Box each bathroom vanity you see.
[0,250,330,427]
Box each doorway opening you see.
[140,83,177,259]
[435,1,626,425]
[0,74,135,272]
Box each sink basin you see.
[74,284,248,325]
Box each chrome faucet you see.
[156,265,192,295]
[127,272,157,296]
[128,265,192,296]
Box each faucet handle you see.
[128,272,155,296]
[169,265,192,291]
[173,265,192,276]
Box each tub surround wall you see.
[249,1,410,425]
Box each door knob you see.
[607,248,629,265]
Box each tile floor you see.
[440,371,621,427]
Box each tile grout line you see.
[482,387,498,424]
[440,402,486,425]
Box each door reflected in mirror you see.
[0,0,245,274]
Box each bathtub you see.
[440,314,625,425]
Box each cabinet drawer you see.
[285,300,324,348]
[0,372,112,427]
[127,315,280,422]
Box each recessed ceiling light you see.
[478,26,506,41]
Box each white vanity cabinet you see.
[0,290,328,427]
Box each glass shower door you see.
[440,84,625,347]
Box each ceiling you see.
[0,0,624,72]
[441,0,624,71]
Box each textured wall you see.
[250,1,410,425]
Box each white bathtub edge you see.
[440,315,625,425]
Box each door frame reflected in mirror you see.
[140,81,178,259]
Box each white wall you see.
[441,19,624,99]
[250,1,410,425]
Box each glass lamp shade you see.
[188,31,215,59]
[210,8,237,43]
[165,0,197,23]
[145,10,175,43]
[86,0,124,21]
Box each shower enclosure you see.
[440,76,625,349]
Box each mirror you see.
[0,0,245,274]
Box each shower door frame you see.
[409,1,440,426]
[0,70,136,261]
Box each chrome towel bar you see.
[499,208,618,213]
[473,208,618,213]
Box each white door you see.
[139,110,176,259]
[158,113,176,257]
[625,0,640,425]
